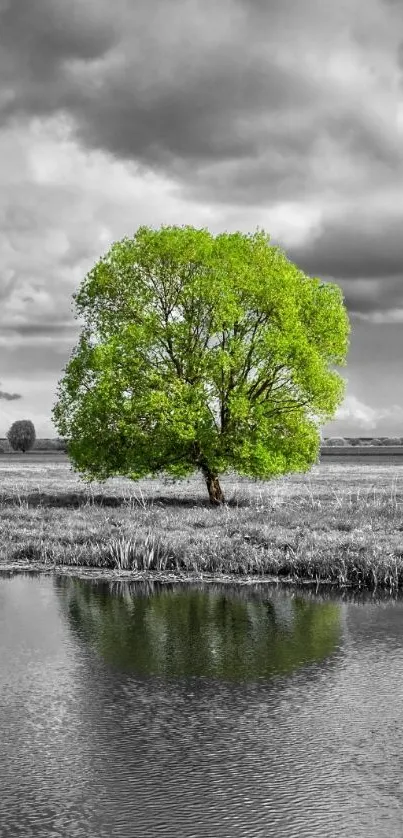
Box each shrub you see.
[33,438,63,451]
[7,420,36,453]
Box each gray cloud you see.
[73,42,321,167]
[1,0,400,180]
[1,0,401,304]
[337,278,402,316]
[0,1,320,175]
[0,385,22,401]
[0,0,403,438]
[0,321,79,338]
[0,0,116,79]
[287,212,403,281]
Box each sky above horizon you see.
[0,0,403,439]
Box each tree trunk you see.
[201,466,225,506]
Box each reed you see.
[1,462,403,590]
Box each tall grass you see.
[1,463,403,590]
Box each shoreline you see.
[1,458,403,595]
[0,561,387,591]
[0,561,324,584]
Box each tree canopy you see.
[51,225,350,504]
[7,419,36,453]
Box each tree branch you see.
[248,364,287,400]
[264,398,311,418]
[220,327,226,432]
[237,311,270,384]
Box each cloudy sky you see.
[0,0,402,440]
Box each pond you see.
[1,574,403,837]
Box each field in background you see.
[1,437,403,457]
[323,437,403,446]
[0,456,403,590]
[0,438,66,453]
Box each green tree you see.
[51,225,350,504]
[7,419,36,453]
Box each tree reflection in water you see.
[56,577,342,681]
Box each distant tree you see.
[7,420,36,453]
[382,437,403,446]
[51,224,350,505]
[323,436,348,446]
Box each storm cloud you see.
[0,0,402,435]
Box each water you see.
[1,574,403,837]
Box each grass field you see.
[1,455,403,591]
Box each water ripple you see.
[0,577,403,836]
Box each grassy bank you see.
[0,458,403,591]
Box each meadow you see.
[1,452,403,591]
